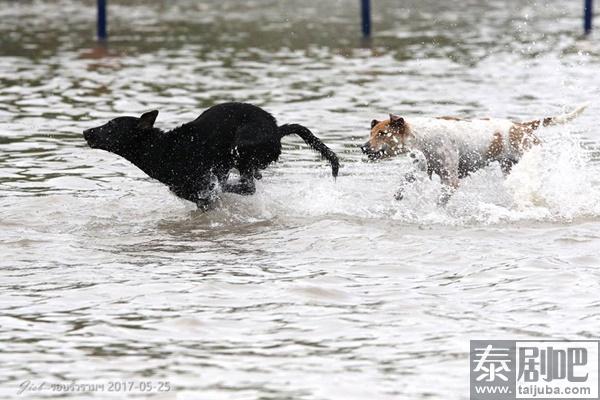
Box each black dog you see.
[83,102,339,208]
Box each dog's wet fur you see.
[84,102,339,209]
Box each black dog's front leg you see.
[171,174,220,210]
[172,188,212,209]
[221,170,256,195]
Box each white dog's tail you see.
[542,103,589,126]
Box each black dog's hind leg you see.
[213,167,230,187]
[221,170,256,195]
[222,122,279,195]
[214,167,258,195]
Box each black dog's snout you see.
[83,128,100,149]
[360,143,371,154]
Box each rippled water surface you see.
[1,0,600,399]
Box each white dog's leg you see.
[394,151,428,200]
[434,148,460,206]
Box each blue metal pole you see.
[584,0,593,35]
[361,0,371,37]
[97,0,107,41]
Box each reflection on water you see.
[1,0,600,399]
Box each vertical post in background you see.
[361,0,371,38]
[584,0,593,35]
[97,0,107,41]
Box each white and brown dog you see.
[361,104,588,203]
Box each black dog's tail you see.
[278,124,339,178]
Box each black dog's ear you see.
[138,110,159,130]
[389,114,404,126]
[371,119,379,128]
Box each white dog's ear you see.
[138,110,158,129]
[389,114,404,125]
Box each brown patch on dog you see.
[524,120,541,130]
[486,132,504,158]
[509,124,526,149]
[371,119,391,133]
[370,118,409,139]
[509,123,541,153]
[364,115,411,157]
[531,117,554,127]
[520,117,554,131]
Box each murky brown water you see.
[1,0,600,399]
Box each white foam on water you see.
[505,138,599,220]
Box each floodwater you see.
[1,0,600,398]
